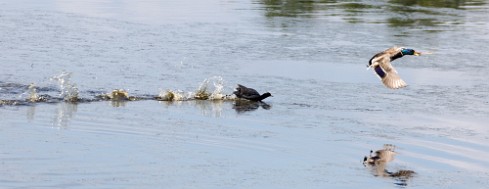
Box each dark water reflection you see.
[389,0,487,9]
[257,0,486,27]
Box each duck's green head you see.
[401,48,421,56]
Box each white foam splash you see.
[51,72,79,101]
[27,83,39,102]
[158,89,188,101]
[194,76,227,100]
[194,78,210,100]
[18,83,40,102]
[109,89,130,101]
[209,76,225,100]
[157,76,230,101]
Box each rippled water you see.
[1,0,489,188]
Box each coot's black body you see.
[233,84,272,102]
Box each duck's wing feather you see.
[374,57,407,89]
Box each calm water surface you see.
[1,0,489,188]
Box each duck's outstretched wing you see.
[373,57,407,89]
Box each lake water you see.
[1,0,489,188]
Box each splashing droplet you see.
[110,89,130,101]
[209,76,226,100]
[158,89,187,101]
[27,83,39,102]
[18,83,49,102]
[51,72,79,102]
[194,78,210,100]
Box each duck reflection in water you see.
[363,144,416,186]
[232,100,271,113]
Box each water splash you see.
[109,89,130,101]
[17,83,38,102]
[159,76,231,101]
[26,83,39,102]
[0,99,20,106]
[17,83,49,103]
[51,72,79,102]
[2,76,238,106]
[194,78,210,100]
[96,89,138,102]
[193,76,230,100]
[209,76,227,100]
[158,89,188,101]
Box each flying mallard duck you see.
[368,47,425,89]
[233,84,272,102]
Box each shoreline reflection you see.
[256,0,486,28]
